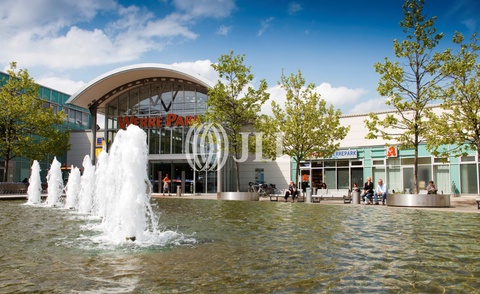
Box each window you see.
[461,156,475,162]
[434,165,450,193]
[149,129,160,154]
[387,158,400,165]
[172,128,183,154]
[387,166,401,193]
[161,129,171,154]
[373,160,384,166]
[255,168,264,184]
[337,168,349,189]
[351,160,363,166]
[401,158,415,165]
[460,164,478,194]
[325,169,336,189]
[337,160,349,167]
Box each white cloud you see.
[461,19,476,31]
[258,17,274,36]
[314,83,367,106]
[216,24,232,36]
[170,59,221,84]
[348,97,394,114]
[0,0,233,70]
[288,2,303,15]
[261,83,368,116]
[172,0,235,19]
[36,74,86,95]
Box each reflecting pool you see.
[1,199,480,293]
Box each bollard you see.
[177,185,181,197]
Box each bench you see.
[476,198,480,209]
[269,189,304,202]
[311,189,351,203]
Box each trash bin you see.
[177,186,182,197]
[306,190,312,203]
[352,191,360,204]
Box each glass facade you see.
[104,77,217,193]
[0,71,92,182]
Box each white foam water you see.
[46,157,64,207]
[77,155,96,213]
[26,160,41,205]
[92,150,109,218]
[65,166,81,209]
[28,125,193,247]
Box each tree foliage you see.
[259,70,349,186]
[0,62,71,181]
[425,31,480,162]
[364,0,446,193]
[197,51,269,192]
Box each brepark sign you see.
[118,114,200,129]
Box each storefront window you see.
[118,93,128,116]
[460,164,478,194]
[337,161,349,167]
[185,83,195,112]
[387,166,401,193]
[129,88,139,115]
[173,83,184,112]
[161,129,171,154]
[197,89,207,112]
[325,169,336,189]
[337,168,349,189]
[107,101,118,129]
[172,128,183,154]
[139,85,150,115]
[373,167,385,185]
[149,129,160,154]
[434,165,450,193]
[418,165,432,190]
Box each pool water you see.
[1,199,479,293]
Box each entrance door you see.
[311,169,323,189]
[403,167,414,193]
[151,162,172,193]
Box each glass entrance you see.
[150,161,195,194]
[351,168,363,190]
[311,169,323,189]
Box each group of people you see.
[354,177,438,205]
[355,177,387,205]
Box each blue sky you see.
[0,0,479,116]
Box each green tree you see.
[258,70,349,187]
[364,0,446,193]
[425,32,480,189]
[198,51,269,192]
[0,62,71,182]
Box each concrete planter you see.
[387,193,450,207]
[217,192,259,201]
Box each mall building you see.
[59,64,478,195]
[0,71,92,182]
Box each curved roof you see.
[66,63,215,112]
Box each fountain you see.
[92,150,109,217]
[26,160,41,205]
[45,157,64,207]
[64,166,81,209]
[95,125,157,243]
[77,155,95,213]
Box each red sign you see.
[118,114,200,129]
[387,146,397,157]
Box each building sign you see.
[95,137,104,157]
[118,114,200,129]
[387,146,398,158]
[331,150,357,159]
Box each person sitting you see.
[352,183,360,193]
[375,179,388,205]
[427,181,437,194]
[320,182,327,189]
[284,181,298,202]
[362,177,374,205]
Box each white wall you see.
[67,131,104,169]
[238,155,291,191]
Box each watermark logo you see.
[185,123,229,171]
[185,123,284,171]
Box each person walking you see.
[162,174,171,196]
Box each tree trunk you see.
[295,158,300,190]
[4,158,9,182]
[235,158,240,192]
[414,145,418,194]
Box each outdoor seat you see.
[312,189,328,203]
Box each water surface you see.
[1,199,479,293]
